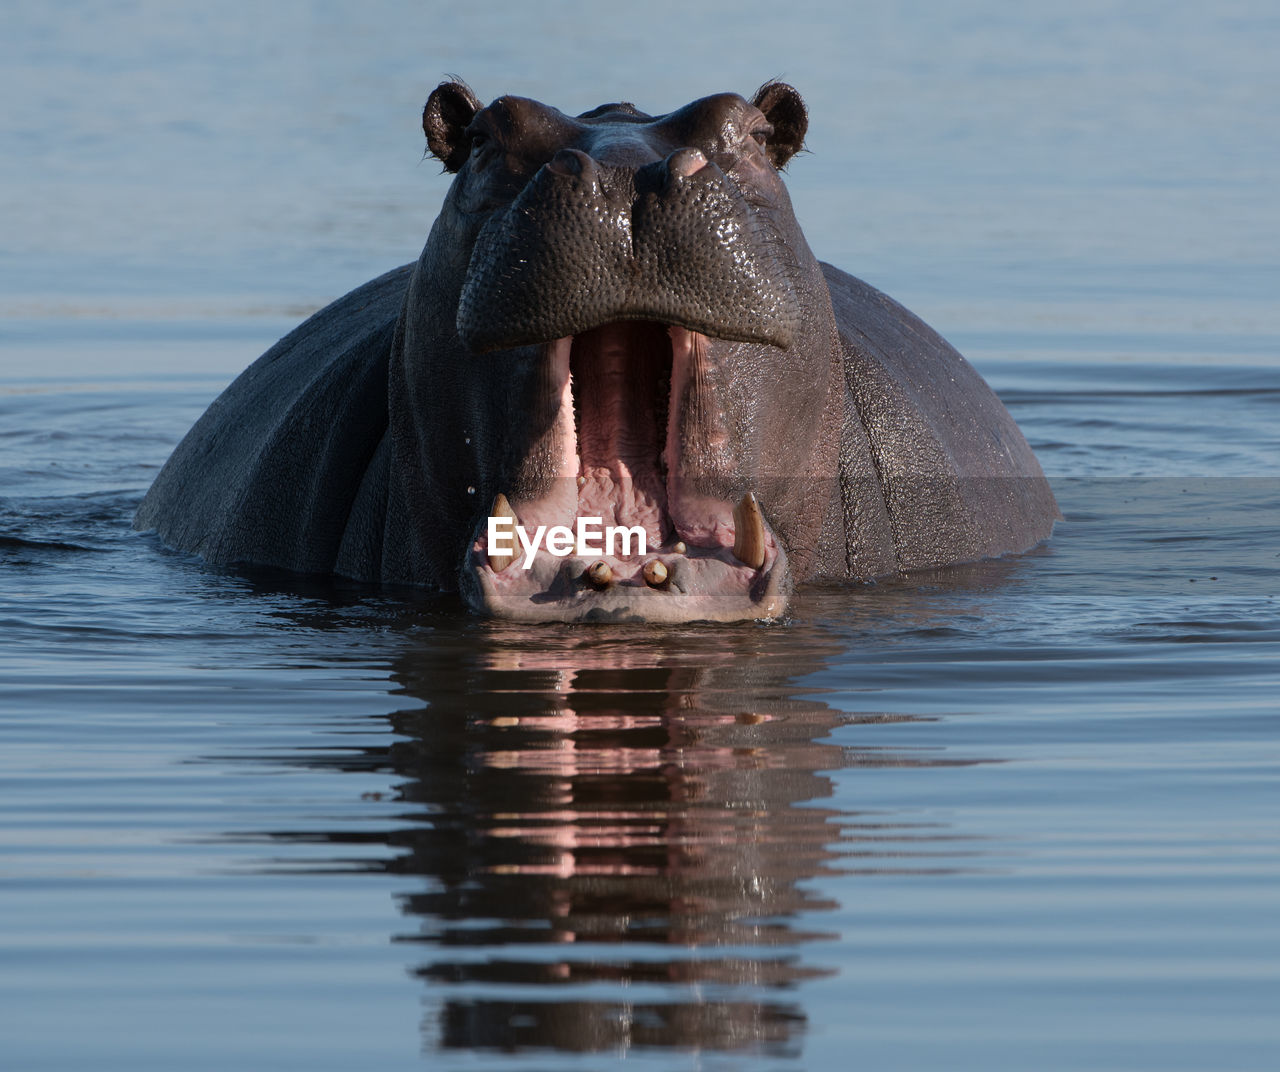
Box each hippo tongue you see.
[571,321,670,547]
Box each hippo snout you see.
[455,143,800,354]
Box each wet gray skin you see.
[135,82,1060,623]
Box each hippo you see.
[135,81,1059,622]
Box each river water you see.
[2,3,1278,1070]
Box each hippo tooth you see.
[642,559,668,587]
[488,493,517,572]
[673,541,687,555]
[586,560,613,588]
[732,491,767,570]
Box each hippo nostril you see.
[666,148,707,180]
[546,148,595,178]
[635,148,708,195]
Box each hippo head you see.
[389,82,842,622]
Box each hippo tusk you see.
[732,491,766,570]
[488,493,518,572]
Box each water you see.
[3,3,1279,1069]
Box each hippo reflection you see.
[232,618,989,1057]
[136,82,1058,622]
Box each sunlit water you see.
[3,4,1279,1070]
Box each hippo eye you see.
[465,124,494,160]
[750,124,774,148]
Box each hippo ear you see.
[423,80,482,173]
[751,82,808,169]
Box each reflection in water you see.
[244,617,986,1059]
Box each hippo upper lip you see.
[455,152,801,355]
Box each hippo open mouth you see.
[462,321,789,623]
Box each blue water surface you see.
[2,3,1278,1070]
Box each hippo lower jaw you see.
[462,541,790,624]
[460,322,792,624]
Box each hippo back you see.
[135,265,411,575]
[824,262,1059,574]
